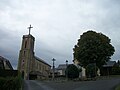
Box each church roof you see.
[35,56,51,67]
[103,61,116,67]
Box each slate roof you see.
[57,64,72,70]
[103,61,116,67]
[0,56,13,70]
[35,56,51,67]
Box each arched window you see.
[25,40,27,48]
[23,51,26,56]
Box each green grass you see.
[115,85,120,90]
[110,75,120,77]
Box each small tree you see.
[65,64,79,79]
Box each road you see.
[23,78,120,90]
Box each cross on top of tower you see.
[28,25,33,35]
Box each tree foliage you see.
[73,31,115,68]
[65,64,79,79]
[86,63,98,78]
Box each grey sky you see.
[0,0,120,69]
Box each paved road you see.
[23,78,120,90]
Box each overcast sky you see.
[0,0,120,69]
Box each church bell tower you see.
[18,25,35,80]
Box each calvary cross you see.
[28,25,33,35]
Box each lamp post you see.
[66,60,68,65]
[52,58,56,80]
[66,60,68,80]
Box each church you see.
[17,25,51,80]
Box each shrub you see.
[65,64,79,79]
[112,66,120,75]
[0,70,18,77]
[86,63,98,78]
[0,75,22,90]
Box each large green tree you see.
[73,31,115,68]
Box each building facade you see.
[57,64,67,76]
[0,56,13,70]
[18,30,51,80]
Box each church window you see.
[25,41,27,48]
[23,51,26,56]
[21,60,24,70]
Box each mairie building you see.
[17,27,51,80]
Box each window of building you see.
[23,51,26,56]
[39,64,41,70]
[25,40,27,48]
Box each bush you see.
[65,64,79,79]
[112,66,120,75]
[0,75,22,90]
[86,63,98,78]
[0,70,18,77]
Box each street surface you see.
[23,78,120,90]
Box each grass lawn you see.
[115,85,120,90]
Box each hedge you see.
[0,75,22,90]
[0,70,18,77]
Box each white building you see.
[57,64,67,76]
